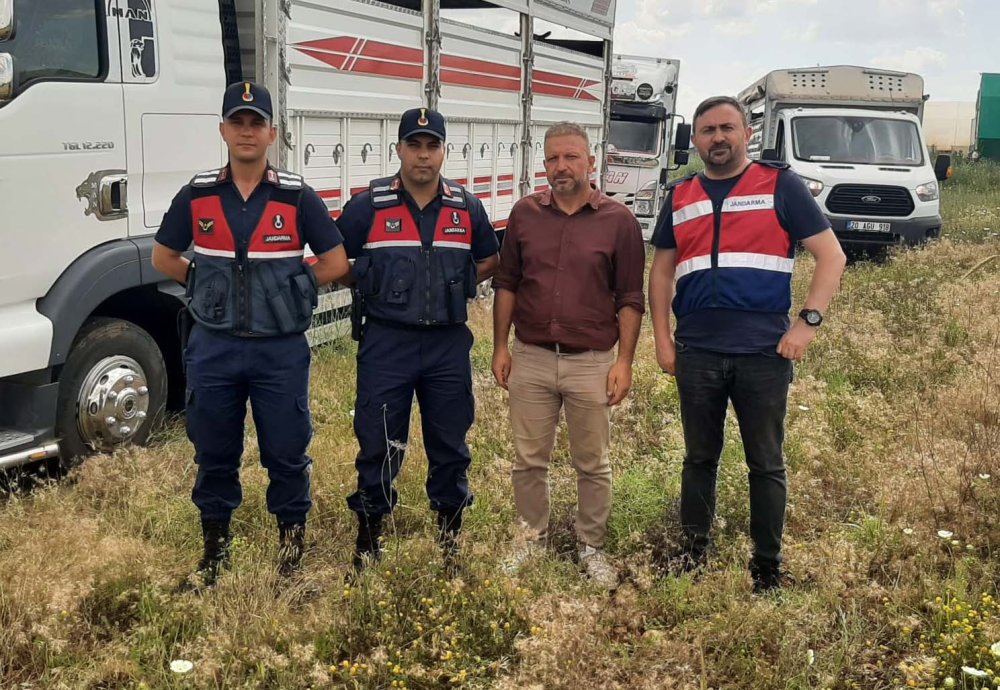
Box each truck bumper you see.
[829,215,942,247]
[637,216,655,242]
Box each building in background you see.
[923,101,976,154]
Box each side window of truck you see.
[775,121,786,161]
[2,0,105,97]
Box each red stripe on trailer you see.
[293,36,602,101]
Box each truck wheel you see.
[55,317,167,465]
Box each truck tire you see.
[55,317,167,465]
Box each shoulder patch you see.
[190,168,224,188]
[272,169,304,190]
[754,160,791,170]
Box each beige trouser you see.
[508,338,615,548]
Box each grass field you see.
[1,162,999,690]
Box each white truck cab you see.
[738,66,951,249]
[0,0,614,470]
[604,54,681,240]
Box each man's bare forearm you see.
[492,287,516,350]
[616,306,642,363]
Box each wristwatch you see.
[798,308,823,327]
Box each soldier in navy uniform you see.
[152,82,350,586]
[337,107,499,574]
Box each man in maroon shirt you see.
[491,122,645,589]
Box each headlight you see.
[915,180,939,202]
[635,180,657,201]
[635,199,652,216]
[800,176,824,197]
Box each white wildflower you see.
[170,660,194,674]
[937,530,954,539]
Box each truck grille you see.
[825,184,914,217]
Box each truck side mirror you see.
[0,0,13,41]
[673,149,689,166]
[761,148,779,161]
[674,122,691,152]
[0,53,12,100]
[933,154,952,182]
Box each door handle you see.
[99,173,128,219]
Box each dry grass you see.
[1,163,1000,689]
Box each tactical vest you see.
[670,161,794,318]
[353,175,477,326]
[185,166,318,336]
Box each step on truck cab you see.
[603,54,682,240]
[0,0,614,470]
[737,66,951,249]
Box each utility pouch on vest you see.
[177,307,193,372]
[257,262,298,334]
[447,280,467,322]
[353,256,374,295]
[199,272,229,324]
[290,265,319,320]
[350,286,365,341]
[465,254,478,299]
[386,258,415,305]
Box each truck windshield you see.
[792,116,924,166]
[1,0,104,101]
[608,118,661,155]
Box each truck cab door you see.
[0,0,127,376]
[116,0,225,241]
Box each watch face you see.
[804,310,821,325]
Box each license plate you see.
[846,220,891,232]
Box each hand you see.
[776,320,817,361]
[492,346,512,390]
[606,359,633,406]
[655,338,677,376]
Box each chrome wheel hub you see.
[77,356,150,451]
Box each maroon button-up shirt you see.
[493,185,646,352]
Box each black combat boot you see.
[750,558,783,594]
[278,522,306,577]
[351,512,384,574]
[195,520,232,587]
[436,508,464,578]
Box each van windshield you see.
[791,116,924,166]
[608,118,661,156]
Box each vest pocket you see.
[198,272,230,324]
[384,257,415,306]
[290,267,319,320]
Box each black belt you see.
[535,342,589,355]
[366,316,461,332]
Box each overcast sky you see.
[612,0,1000,119]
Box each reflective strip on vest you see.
[363,239,422,249]
[676,251,794,280]
[193,246,236,258]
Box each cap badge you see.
[417,108,429,126]
[242,83,254,102]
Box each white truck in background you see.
[0,0,615,470]
[737,65,951,250]
[604,54,684,239]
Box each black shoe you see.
[351,512,384,574]
[191,520,232,588]
[750,560,783,594]
[664,547,708,576]
[436,509,464,578]
[278,522,306,577]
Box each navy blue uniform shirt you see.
[338,181,499,262]
[155,166,344,254]
[651,166,830,353]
